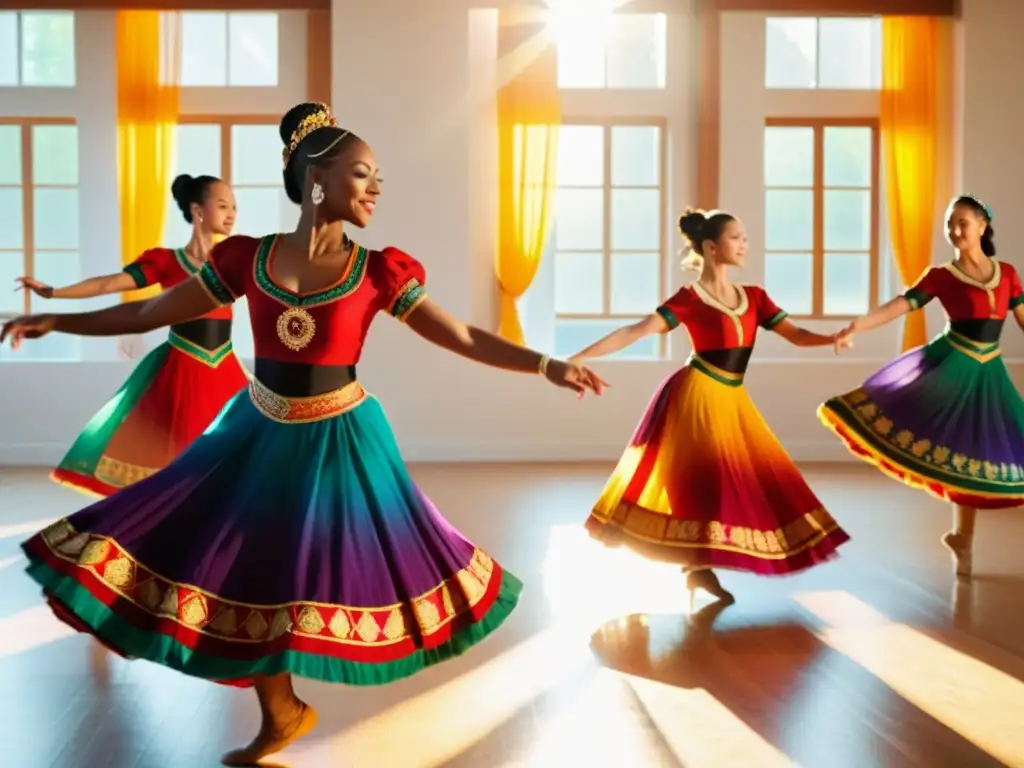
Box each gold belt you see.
[249,378,368,423]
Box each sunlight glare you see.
[797,591,1024,767]
[0,518,57,541]
[545,0,617,49]
[280,628,596,767]
[541,525,689,626]
[0,554,25,572]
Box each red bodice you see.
[656,283,788,351]
[124,247,232,321]
[904,260,1023,320]
[197,235,427,365]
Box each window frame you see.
[763,115,881,320]
[0,10,77,88]
[177,10,280,89]
[555,11,668,91]
[174,113,279,185]
[552,115,669,358]
[764,15,882,91]
[0,115,78,315]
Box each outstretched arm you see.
[848,295,913,334]
[404,298,608,393]
[1014,304,1024,332]
[17,272,140,299]
[569,314,668,361]
[771,319,841,347]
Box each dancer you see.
[2,102,606,765]
[13,173,248,497]
[819,194,1024,578]
[570,208,850,608]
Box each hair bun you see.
[678,207,707,249]
[170,174,194,209]
[279,102,331,146]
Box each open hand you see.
[545,358,609,398]
[1,314,56,350]
[14,276,54,298]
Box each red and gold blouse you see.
[656,283,788,384]
[196,234,427,366]
[904,260,1024,320]
[124,247,234,365]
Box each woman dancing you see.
[16,173,249,497]
[569,208,850,608]
[2,102,606,765]
[820,194,1024,578]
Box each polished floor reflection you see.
[1,463,1023,767]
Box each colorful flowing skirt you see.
[22,379,521,687]
[586,360,849,574]
[818,328,1024,509]
[51,336,249,497]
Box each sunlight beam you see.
[0,605,76,658]
[0,518,55,541]
[278,628,597,767]
[628,675,796,768]
[797,591,1024,767]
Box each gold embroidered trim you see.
[834,387,1024,485]
[944,259,1002,316]
[94,455,161,489]
[590,501,840,560]
[40,519,497,647]
[248,378,367,424]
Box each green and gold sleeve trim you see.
[655,305,679,330]
[391,280,428,321]
[762,310,788,330]
[903,287,934,310]
[1010,293,1024,311]
[198,262,236,306]
[123,264,148,289]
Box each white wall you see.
[2,1,1023,466]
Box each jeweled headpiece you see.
[282,104,343,168]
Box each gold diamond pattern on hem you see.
[276,306,316,351]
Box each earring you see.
[311,183,325,206]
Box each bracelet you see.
[538,354,551,376]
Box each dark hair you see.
[280,102,360,205]
[951,194,996,257]
[170,174,220,224]
[678,207,736,269]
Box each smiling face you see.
[309,139,381,228]
[194,181,236,237]
[705,217,748,267]
[945,201,986,251]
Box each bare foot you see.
[221,702,319,766]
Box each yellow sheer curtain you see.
[495,13,560,345]
[116,11,181,303]
[881,17,940,351]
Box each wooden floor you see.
[2,463,1024,768]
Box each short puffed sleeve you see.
[655,288,691,331]
[197,235,259,306]
[122,248,169,289]
[1006,263,1023,311]
[376,246,428,321]
[751,286,789,330]
[902,266,940,310]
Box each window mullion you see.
[603,124,612,315]
[813,124,824,317]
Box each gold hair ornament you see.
[282,106,340,168]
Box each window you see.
[765,17,881,90]
[0,119,81,361]
[166,117,299,359]
[763,119,879,318]
[551,11,667,89]
[178,12,278,87]
[0,11,76,87]
[551,121,666,359]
